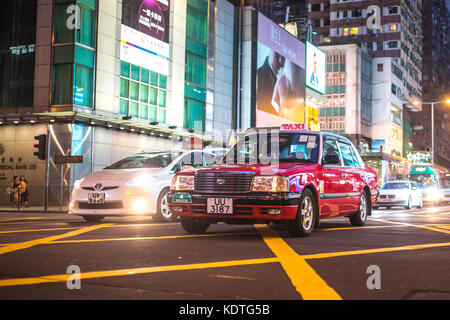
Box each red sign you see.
[280,123,305,131]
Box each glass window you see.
[131,64,140,81]
[185,52,206,87]
[121,61,130,77]
[322,138,341,166]
[75,6,95,48]
[186,4,207,43]
[52,64,73,105]
[337,141,357,167]
[73,64,92,107]
[54,3,74,44]
[129,101,139,117]
[149,106,157,121]
[159,74,167,89]
[105,152,182,169]
[150,71,158,86]
[119,99,129,115]
[130,81,139,101]
[120,79,129,98]
[141,68,149,83]
[158,90,166,107]
[149,87,158,105]
[157,108,166,123]
[140,85,148,103]
[184,98,205,130]
[139,104,148,120]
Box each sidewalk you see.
[0,206,68,213]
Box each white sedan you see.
[69,150,215,222]
[374,181,423,210]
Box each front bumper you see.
[168,191,301,221]
[69,186,158,216]
[374,200,406,207]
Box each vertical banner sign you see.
[256,13,306,127]
[121,0,170,75]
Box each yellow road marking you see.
[0,223,113,255]
[49,232,258,245]
[0,257,278,287]
[301,242,450,260]
[255,224,342,300]
[319,225,400,232]
[0,227,80,234]
[371,218,450,235]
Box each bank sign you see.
[120,0,170,75]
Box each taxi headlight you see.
[251,176,289,192]
[171,175,195,191]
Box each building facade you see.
[0,0,240,207]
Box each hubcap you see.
[360,193,367,220]
[160,194,172,219]
[301,196,314,231]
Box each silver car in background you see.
[374,181,423,210]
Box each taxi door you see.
[319,136,349,217]
[336,140,365,213]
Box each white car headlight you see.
[170,175,195,191]
[126,175,158,188]
[251,176,289,192]
[73,178,84,190]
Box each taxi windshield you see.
[105,152,181,169]
[224,132,320,164]
[382,182,409,190]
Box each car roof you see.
[242,128,354,145]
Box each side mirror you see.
[323,153,341,165]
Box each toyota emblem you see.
[216,178,226,185]
[93,183,103,191]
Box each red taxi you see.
[168,126,379,237]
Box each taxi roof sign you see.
[281,123,306,131]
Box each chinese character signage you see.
[256,13,306,127]
[121,0,170,75]
[305,41,326,95]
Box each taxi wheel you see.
[287,189,316,237]
[180,217,210,234]
[154,188,174,222]
[349,192,369,226]
[82,215,104,223]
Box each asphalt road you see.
[0,205,449,300]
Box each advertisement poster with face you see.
[305,41,326,94]
[256,13,306,127]
[120,0,170,75]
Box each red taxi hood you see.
[193,162,319,176]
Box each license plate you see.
[88,193,105,204]
[207,198,233,215]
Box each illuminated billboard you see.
[120,0,170,75]
[305,41,326,95]
[256,13,306,127]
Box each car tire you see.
[405,197,412,210]
[82,215,104,223]
[154,188,174,222]
[287,189,316,237]
[180,217,210,234]
[349,191,369,226]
